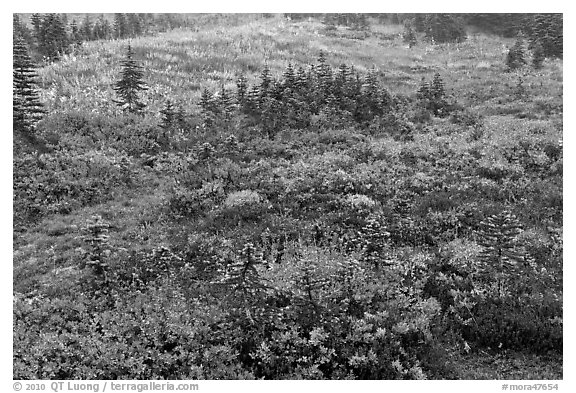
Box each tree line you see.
[13,13,194,62]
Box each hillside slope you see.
[13,15,562,380]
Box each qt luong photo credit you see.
[13,11,563,382]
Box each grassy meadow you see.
[13,14,562,380]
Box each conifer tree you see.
[114,13,127,39]
[424,14,467,43]
[127,14,143,37]
[218,85,235,125]
[506,36,527,71]
[335,63,349,85]
[198,142,216,160]
[94,14,112,40]
[39,14,70,60]
[30,14,42,49]
[175,104,187,130]
[13,15,33,49]
[364,68,380,98]
[477,210,532,297]
[81,15,93,41]
[245,85,261,115]
[218,242,270,324]
[236,74,248,104]
[260,97,283,138]
[160,99,176,130]
[532,43,545,70]
[259,64,272,96]
[315,51,333,98]
[416,77,431,101]
[295,66,308,90]
[30,14,42,39]
[526,14,562,59]
[199,88,216,127]
[70,20,83,47]
[417,73,449,117]
[223,243,267,294]
[430,72,447,115]
[224,133,239,150]
[113,44,148,114]
[81,215,111,278]
[283,62,296,88]
[13,34,45,135]
[292,251,331,325]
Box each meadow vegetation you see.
[13,14,562,380]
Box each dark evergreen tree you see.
[532,43,545,70]
[463,13,525,37]
[430,73,446,101]
[175,104,187,130]
[223,243,267,294]
[325,93,339,109]
[93,15,112,40]
[218,242,270,325]
[38,14,70,60]
[283,63,296,89]
[13,34,45,135]
[506,36,527,71]
[477,210,532,297]
[259,64,272,96]
[358,67,382,121]
[430,72,448,116]
[424,14,466,43]
[315,51,332,98]
[81,15,93,41]
[260,97,283,138]
[113,44,148,113]
[218,85,235,125]
[198,142,216,160]
[524,14,562,59]
[333,63,350,105]
[81,215,111,279]
[417,73,449,117]
[294,66,308,91]
[199,88,216,127]
[236,74,248,104]
[114,13,128,39]
[127,14,143,37]
[416,77,431,101]
[13,15,33,49]
[70,20,83,47]
[30,14,42,44]
[245,85,261,115]
[292,254,329,325]
[224,133,239,151]
[48,14,67,55]
[160,99,177,130]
